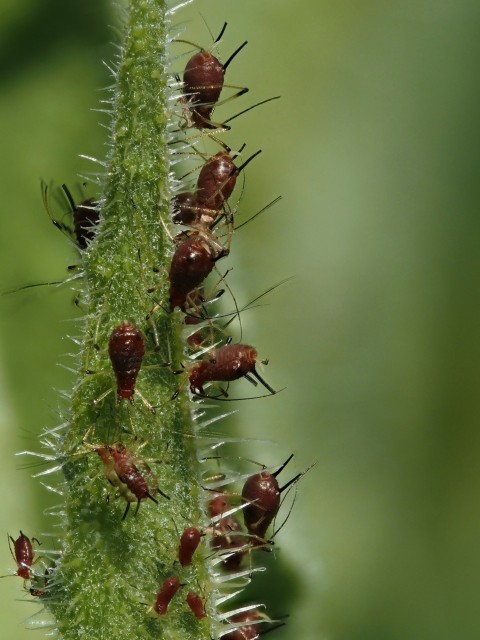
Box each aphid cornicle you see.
[108,322,145,403]
[169,234,228,311]
[153,576,182,615]
[186,591,206,619]
[242,455,302,544]
[188,343,275,396]
[6,531,39,581]
[178,527,202,567]
[182,23,248,129]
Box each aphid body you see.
[71,197,99,248]
[178,527,202,566]
[208,494,245,570]
[108,323,145,403]
[242,455,302,544]
[169,234,227,311]
[93,443,166,519]
[195,151,239,214]
[189,343,274,395]
[183,49,225,129]
[153,576,181,615]
[8,531,36,580]
[186,591,206,619]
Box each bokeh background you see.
[1,0,480,639]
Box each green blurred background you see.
[2,0,480,638]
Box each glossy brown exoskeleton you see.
[186,591,206,619]
[6,531,39,581]
[241,455,302,544]
[178,527,202,567]
[108,323,145,403]
[208,494,246,570]
[188,343,275,396]
[153,576,182,616]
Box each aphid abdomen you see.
[169,235,219,311]
[171,192,199,225]
[108,323,146,403]
[12,532,34,580]
[178,527,202,567]
[186,591,206,619]
[183,50,224,128]
[196,152,237,212]
[241,471,280,542]
[189,344,258,393]
[154,576,182,616]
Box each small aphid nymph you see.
[186,591,206,619]
[178,527,202,566]
[108,322,146,403]
[153,576,182,616]
[6,531,39,581]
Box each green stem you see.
[44,1,212,638]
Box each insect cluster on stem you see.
[6,8,312,640]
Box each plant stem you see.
[45,2,211,638]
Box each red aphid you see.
[8,531,37,581]
[108,323,145,403]
[182,25,247,129]
[223,609,266,640]
[186,591,206,619]
[169,234,227,311]
[93,443,167,519]
[208,494,246,570]
[172,192,199,225]
[188,343,275,396]
[242,455,301,544]
[195,150,260,218]
[153,576,182,615]
[178,527,202,567]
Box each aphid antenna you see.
[233,195,283,233]
[223,95,281,126]
[194,387,285,403]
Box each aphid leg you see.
[133,389,156,414]
[250,369,276,395]
[92,386,114,407]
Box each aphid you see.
[241,455,302,544]
[90,441,169,519]
[186,591,206,619]
[169,233,228,311]
[195,149,261,224]
[152,576,182,615]
[188,343,275,397]
[5,531,39,581]
[108,322,146,404]
[178,527,202,567]
[208,494,246,570]
[223,609,270,640]
[181,23,248,130]
[41,181,99,249]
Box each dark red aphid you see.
[91,442,169,519]
[186,591,206,619]
[189,343,275,396]
[62,184,99,248]
[208,494,246,570]
[195,149,261,222]
[108,323,145,403]
[172,192,199,225]
[7,531,38,581]
[153,576,182,615]
[178,527,202,566]
[182,23,247,129]
[169,234,227,311]
[242,455,302,544]
[223,609,268,640]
